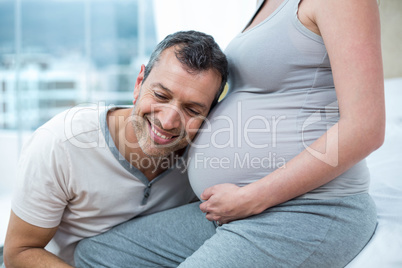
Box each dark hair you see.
[143,30,228,109]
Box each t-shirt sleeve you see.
[11,128,72,228]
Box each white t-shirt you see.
[11,105,196,265]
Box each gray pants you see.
[75,194,377,268]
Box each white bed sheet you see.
[347,78,402,267]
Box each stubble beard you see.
[131,114,189,159]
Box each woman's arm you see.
[200,0,385,224]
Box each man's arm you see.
[3,211,73,268]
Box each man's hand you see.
[199,183,264,225]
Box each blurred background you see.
[0,0,255,245]
[0,0,401,246]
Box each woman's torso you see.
[187,0,370,199]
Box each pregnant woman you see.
[75,0,384,267]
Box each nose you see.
[158,104,182,130]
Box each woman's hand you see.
[199,183,263,224]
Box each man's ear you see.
[133,64,146,103]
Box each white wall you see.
[379,0,402,78]
[153,0,255,49]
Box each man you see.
[3,30,228,268]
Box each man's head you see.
[131,31,228,158]
[143,30,228,107]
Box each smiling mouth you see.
[147,119,180,145]
[151,124,174,140]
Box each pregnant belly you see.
[186,92,303,198]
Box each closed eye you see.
[154,92,169,101]
[186,107,201,116]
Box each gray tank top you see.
[187,0,370,199]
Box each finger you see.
[200,187,213,201]
[199,202,208,213]
[205,212,214,221]
[205,212,219,222]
